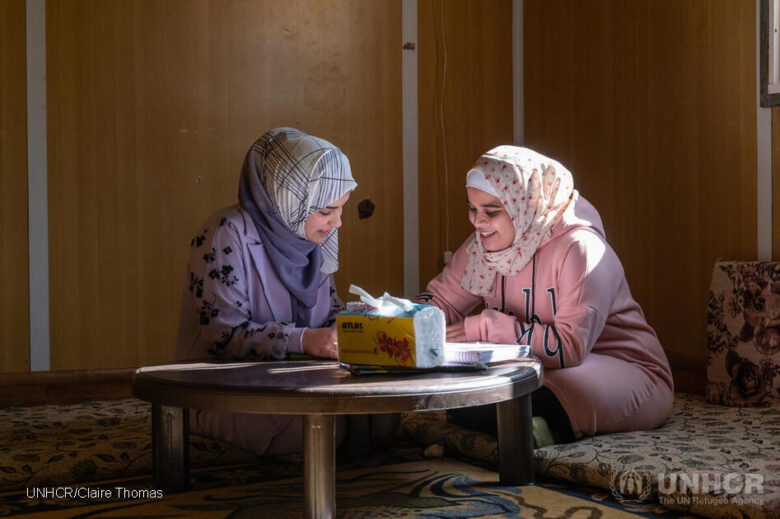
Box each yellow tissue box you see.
[336,302,444,368]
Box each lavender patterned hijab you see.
[238,127,356,325]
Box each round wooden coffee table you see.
[132,358,542,519]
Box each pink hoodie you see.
[420,192,674,437]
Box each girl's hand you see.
[302,327,339,359]
[446,321,468,342]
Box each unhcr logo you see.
[657,471,765,507]
[610,469,654,504]
[610,468,766,506]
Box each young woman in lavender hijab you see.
[174,127,358,455]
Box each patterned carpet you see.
[0,457,688,518]
[0,397,711,517]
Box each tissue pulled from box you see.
[336,285,445,368]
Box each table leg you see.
[303,414,336,518]
[151,404,189,493]
[497,393,534,485]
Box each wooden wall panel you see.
[0,368,133,408]
[525,0,757,392]
[773,107,780,260]
[0,0,30,373]
[418,0,514,291]
[47,0,402,369]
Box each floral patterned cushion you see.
[400,394,780,519]
[0,399,261,492]
[706,261,780,407]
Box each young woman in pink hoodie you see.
[417,146,674,441]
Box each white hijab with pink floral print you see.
[461,146,574,297]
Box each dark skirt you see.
[446,386,575,442]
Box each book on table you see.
[443,342,530,365]
[339,342,530,375]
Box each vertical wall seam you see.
[758,0,773,261]
[26,0,50,371]
[403,0,419,298]
[513,0,523,146]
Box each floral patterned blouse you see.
[174,205,343,362]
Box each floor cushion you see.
[706,261,780,407]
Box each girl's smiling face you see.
[304,191,351,243]
[467,187,515,252]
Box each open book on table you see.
[443,342,530,365]
[339,342,531,375]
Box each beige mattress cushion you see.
[401,393,780,519]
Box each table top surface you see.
[132,358,542,414]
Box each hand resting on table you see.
[302,327,339,359]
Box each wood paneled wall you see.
[0,368,133,408]
[7,0,764,381]
[0,0,30,373]
[46,0,402,370]
[773,107,780,260]
[418,0,514,290]
[524,0,757,393]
